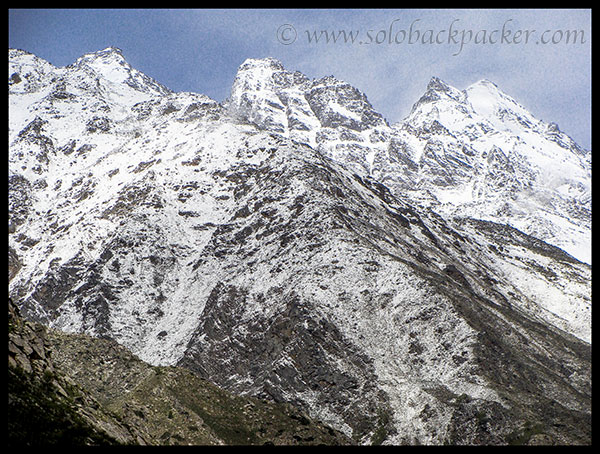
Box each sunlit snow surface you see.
[9,49,591,444]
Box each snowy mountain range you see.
[226,57,591,264]
[8,47,591,445]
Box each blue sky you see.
[9,9,591,149]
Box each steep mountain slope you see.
[8,48,591,445]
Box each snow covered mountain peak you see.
[406,76,470,128]
[70,46,171,99]
[8,48,591,444]
[467,78,500,91]
[226,56,386,153]
[409,76,533,131]
[71,46,130,81]
[8,46,175,149]
[464,79,537,131]
[238,56,286,72]
[390,75,591,264]
[73,46,126,64]
[231,56,310,93]
[421,76,466,103]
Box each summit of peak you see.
[466,78,505,98]
[465,78,529,118]
[77,46,126,62]
[231,56,310,96]
[425,77,465,101]
[470,78,498,88]
[98,46,124,54]
[426,76,452,92]
[410,76,465,113]
[238,57,285,72]
[68,46,171,98]
[72,46,131,73]
[95,46,125,58]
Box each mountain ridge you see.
[8,47,591,445]
[223,55,590,264]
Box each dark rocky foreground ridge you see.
[8,299,353,446]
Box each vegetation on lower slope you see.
[8,299,352,446]
[9,299,138,445]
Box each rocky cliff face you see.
[8,48,591,445]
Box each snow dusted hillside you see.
[9,48,591,445]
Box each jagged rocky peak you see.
[227,57,297,132]
[69,46,172,97]
[238,56,286,73]
[228,57,386,136]
[404,77,469,131]
[231,57,309,94]
[546,121,560,133]
[74,46,126,64]
[427,76,457,94]
[412,76,467,110]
